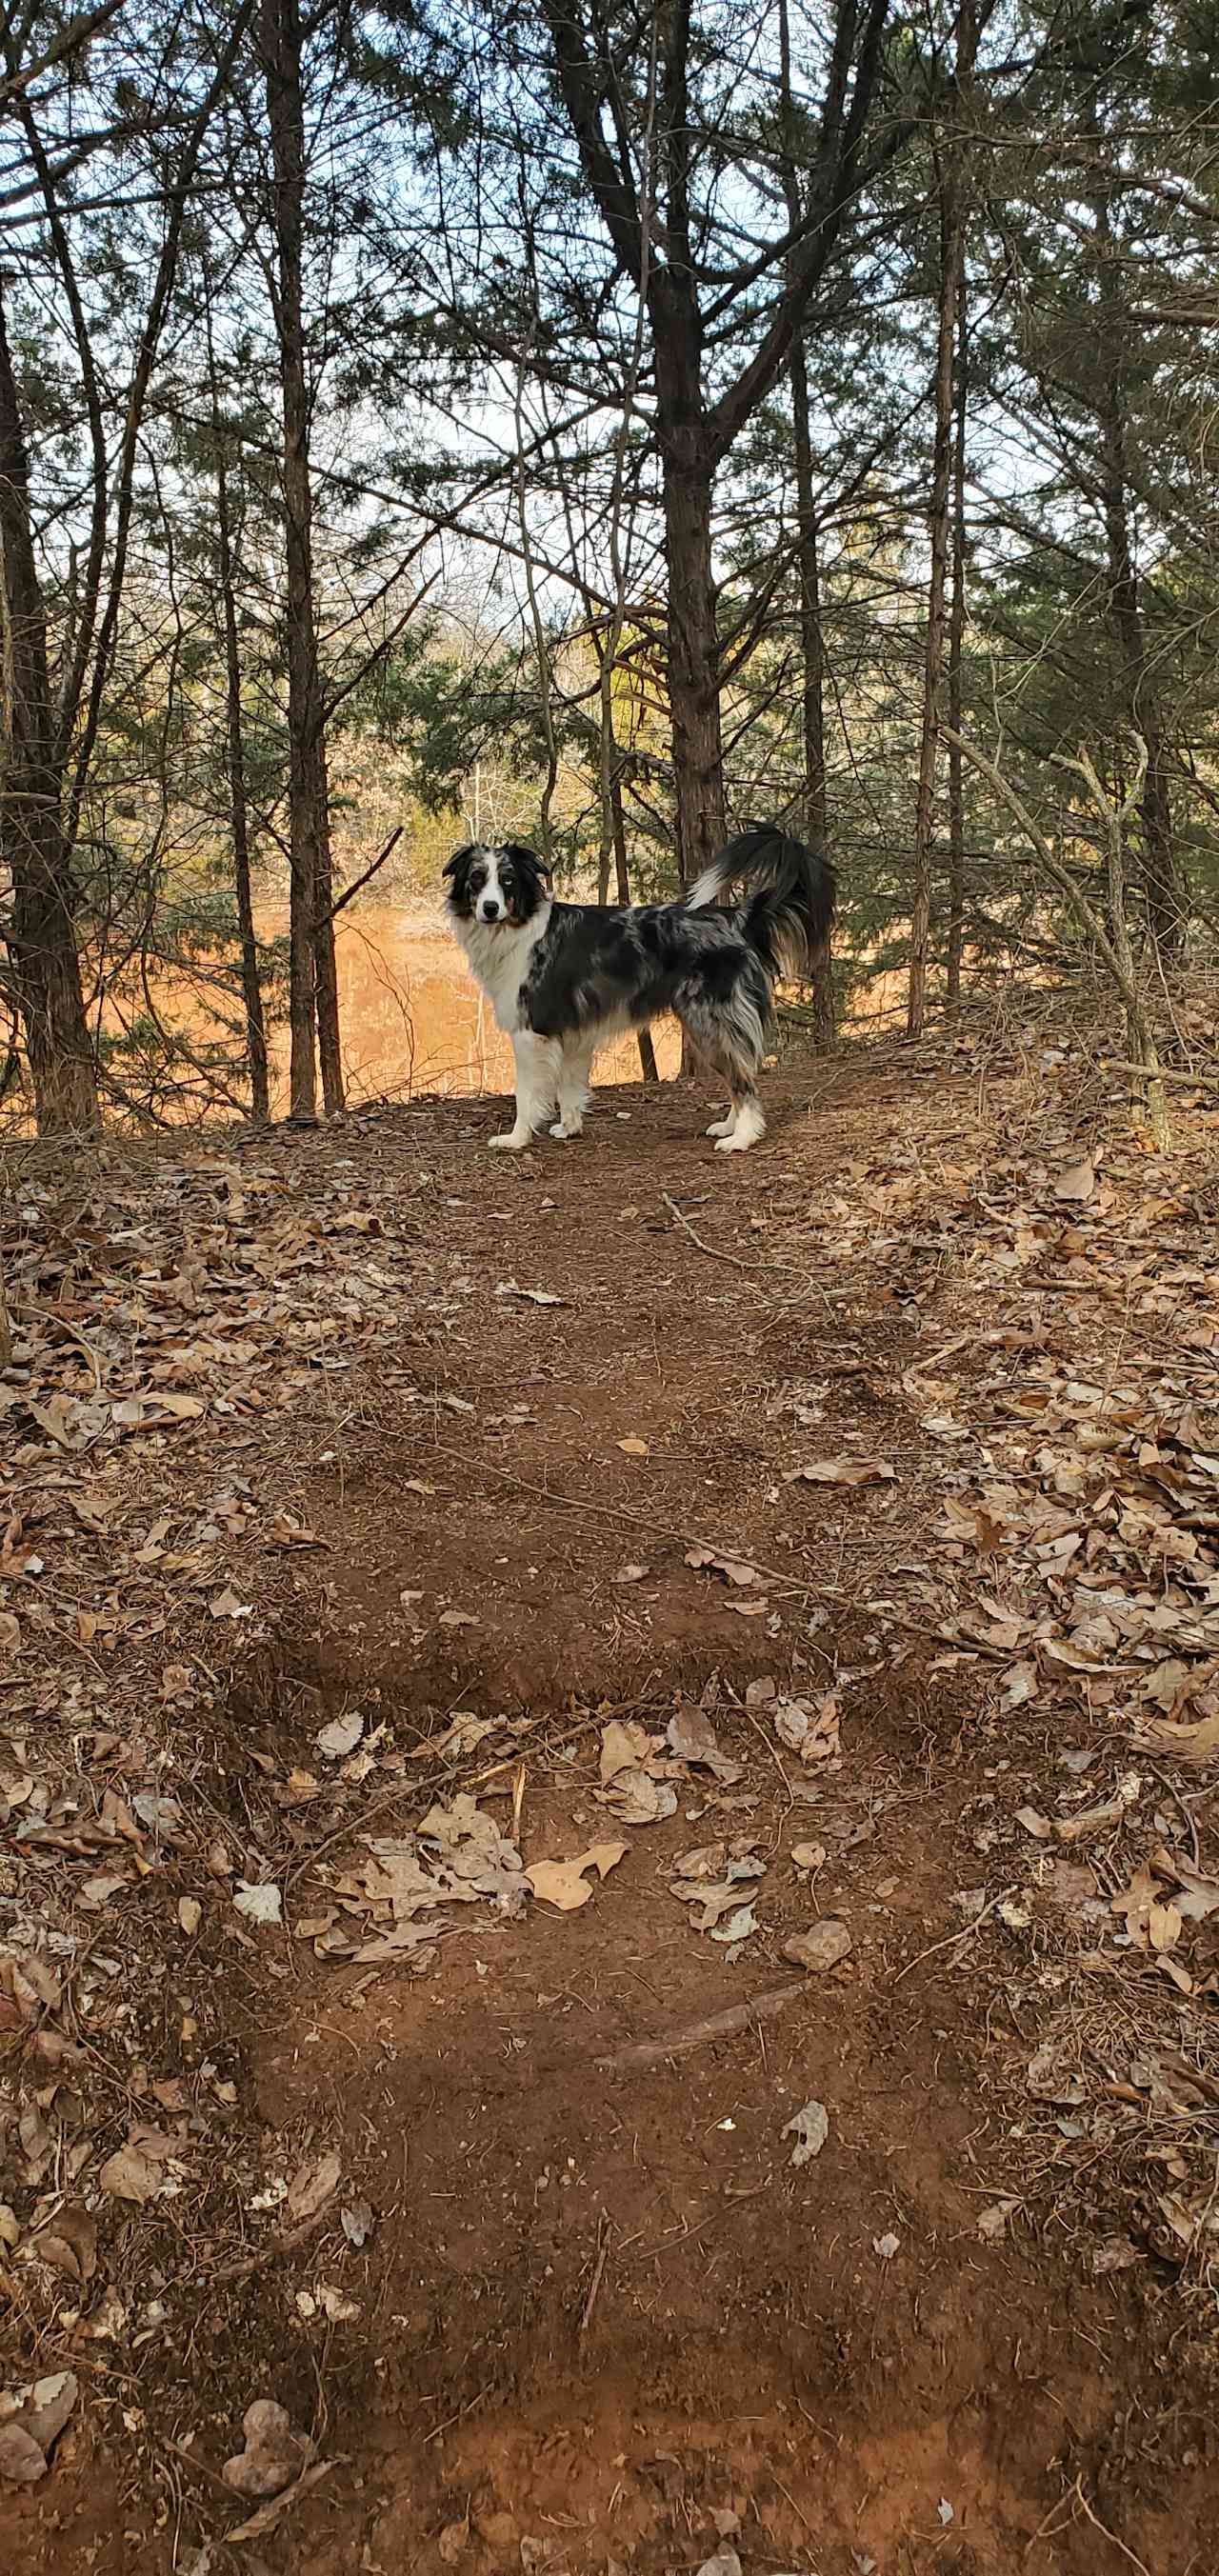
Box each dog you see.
[443,823,835,1152]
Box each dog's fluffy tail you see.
[686,823,835,979]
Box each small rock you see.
[783,1919,852,1972]
[222,2398,306,2500]
[0,2423,49,2485]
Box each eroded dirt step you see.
[7,1064,1219,2574]
[222,1724,1211,2576]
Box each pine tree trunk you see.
[659,441,725,890]
[261,0,343,1120]
[908,2,975,1038]
[789,331,834,1048]
[946,288,969,1012]
[1098,369,1183,957]
[779,0,832,1048]
[312,779,344,1114]
[0,290,98,1135]
[612,777,659,1083]
[211,396,270,1120]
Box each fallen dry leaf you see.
[25,2207,96,2286]
[233,1881,283,1926]
[1154,1847,1219,1921]
[784,1456,894,1487]
[0,2371,77,2484]
[616,1436,649,1458]
[494,1280,566,1306]
[1053,1158,1095,1203]
[210,1587,251,1620]
[99,2134,171,2204]
[177,1895,202,1936]
[526,1843,628,1911]
[598,1767,677,1826]
[1137,1708,1219,1765]
[708,1903,757,1946]
[286,2147,341,2226]
[315,1710,364,1761]
[685,1546,759,1587]
[1016,1806,1051,1840]
[667,1705,744,1784]
[784,2099,829,2167]
[773,1693,840,1763]
[599,1718,655,1783]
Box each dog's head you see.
[443,841,550,927]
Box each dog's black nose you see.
[480,899,502,919]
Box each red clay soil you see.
[2,1053,1216,2576]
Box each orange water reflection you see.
[260,905,681,1110]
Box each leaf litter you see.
[4,1018,1219,2528]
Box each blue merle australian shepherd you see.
[444,824,834,1154]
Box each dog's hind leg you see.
[550,1034,595,1140]
[678,971,769,1153]
[490,1031,561,1150]
[716,1089,766,1152]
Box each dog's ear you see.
[503,841,551,889]
[443,843,474,881]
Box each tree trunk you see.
[1098,367,1182,957]
[659,442,725,890]
[946,283,969,1011]
[612,776,659,1083]
[789,338,834,1047]
[215,445,270,1120]
[908,4,974,1038]
[261,0,342,1120]
[779,0,833,1051]
[205,263,270,1123]
[0,288,98,1135]
[312,779,344,1114]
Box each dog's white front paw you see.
[489,1131,530,1152]
[550,1118,582,1140]
[715,1130,755,1152]
[706,1115,734,1137]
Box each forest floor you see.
[3,1008,1219,2576]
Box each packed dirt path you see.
[3,1036,1218,2575]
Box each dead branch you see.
[597,1981,806,2071]
[943,726,1171,1148]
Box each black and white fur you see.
[444,824,835,1153]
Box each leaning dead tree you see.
[946,727,1170,1148]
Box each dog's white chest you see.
[454,907,550,1033]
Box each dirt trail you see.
[3,1049,1218,2575]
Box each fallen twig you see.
[579,2212,611,2334]
[1141,1758,1203,1867]
[597,1980,806,2072]
[1099,1057,1219,1091]
[891,1884,1020,1987]
[13,1298,106,1390]
[426,1438,839,1609]
[661,1189,756,1273]
[229,2457,339,2545]
[1067,2474,1152,2576]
